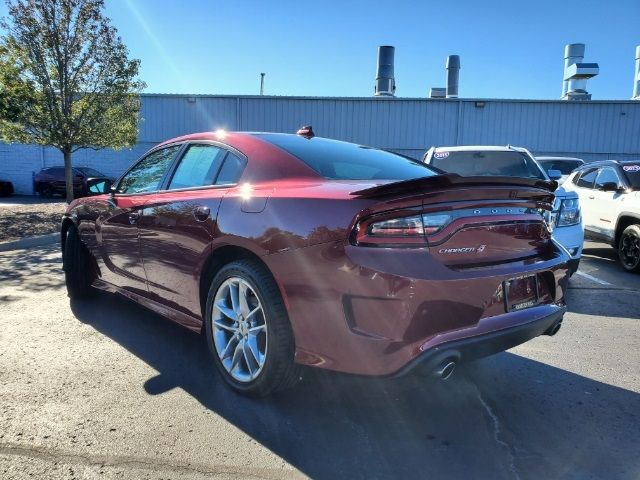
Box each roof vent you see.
[561,43,599,101]
[429,88,446,99]
[429,55,460,99]
[445,55,460,98]
[374,46,396,97]
[633,46,640,100]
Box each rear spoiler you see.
[350,174,558,198]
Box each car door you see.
[97,145,181,296]
[572,168,599,233]
[138,143,246,320]
[50,167,66,194]
[592,167,624,241]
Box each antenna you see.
[260,73,265,96]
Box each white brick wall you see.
[0,143,44,194]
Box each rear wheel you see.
[63,226,96,298]
[204,260,300,396]
[618,225,640,273]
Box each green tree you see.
[0,0,145,202]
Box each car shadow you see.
[566,242,640,319]
[70,293,640,480]
[565,285,640,320]
[0,245,64,302]
[582,245,618,262]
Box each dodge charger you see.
[61,129,570,396]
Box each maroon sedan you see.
[35,166,112,197]
[61,130,569,396]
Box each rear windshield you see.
[430,150,546,180]
[76,167,105,177]
[537,159,584,175]
[621,164,640,188]
[257,134,437,181]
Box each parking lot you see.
[0,241,638,480]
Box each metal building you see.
[1,94,640,194]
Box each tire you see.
[63,226,96,298]
[39,184,53,198]
[618,224,640,273]
[204,259,300,396]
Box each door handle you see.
[193,205,210,222]
[588,195,595,200]
[128,212,140,225]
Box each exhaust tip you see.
[434,360,456,380]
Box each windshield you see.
[622,164,640,189]
[257,134,437,181]
[76,167,105,177]
[430,150,546,180]
[537,159,584,175]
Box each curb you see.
[0,232,59,252]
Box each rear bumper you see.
[552,223,583,260]
[393,304,566,377]
[567,258,580,275]
[270,240,571,376]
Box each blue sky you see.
[2,0,639,99]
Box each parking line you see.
[574,270,612,286]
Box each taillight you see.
[354,212,452,247]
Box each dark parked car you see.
[535,156,585,184]
[0,179,14,197]
[61,130,570,396]
[34,166,112,197]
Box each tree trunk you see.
[63,150,74,204]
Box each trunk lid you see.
[351,174,556,267]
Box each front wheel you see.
[204,260,300,396]
[618,225,640,273]
[39,184,53,198]
[63,226,96,298]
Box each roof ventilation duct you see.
[429,88,446,98]
[428,55,460,99]
[374,46,396,97]
[445,55,460,98]
[633,46,640,100]
[561,43,599,101]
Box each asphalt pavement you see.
[0,241,638,479]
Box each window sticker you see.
[434,152,450,160]
[622,165,640,172]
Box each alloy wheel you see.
[620,231,640,269]
[211,277,268,383]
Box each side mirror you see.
[598,182,620,192]
[547,169,562,181]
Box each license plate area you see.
[504,274,539,312]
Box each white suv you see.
[563,160,640,272]
[424,146,584,274]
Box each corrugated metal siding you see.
[140,96,238,142]
[459,101,640,154]
[235,98,459,149]
[2,95,639,194]
[138,95,640,154]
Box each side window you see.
[118,146,180,194]
[169,145,225,190]
[575,168,598,189]
[595,167,621,189]
[215,152,245,185]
